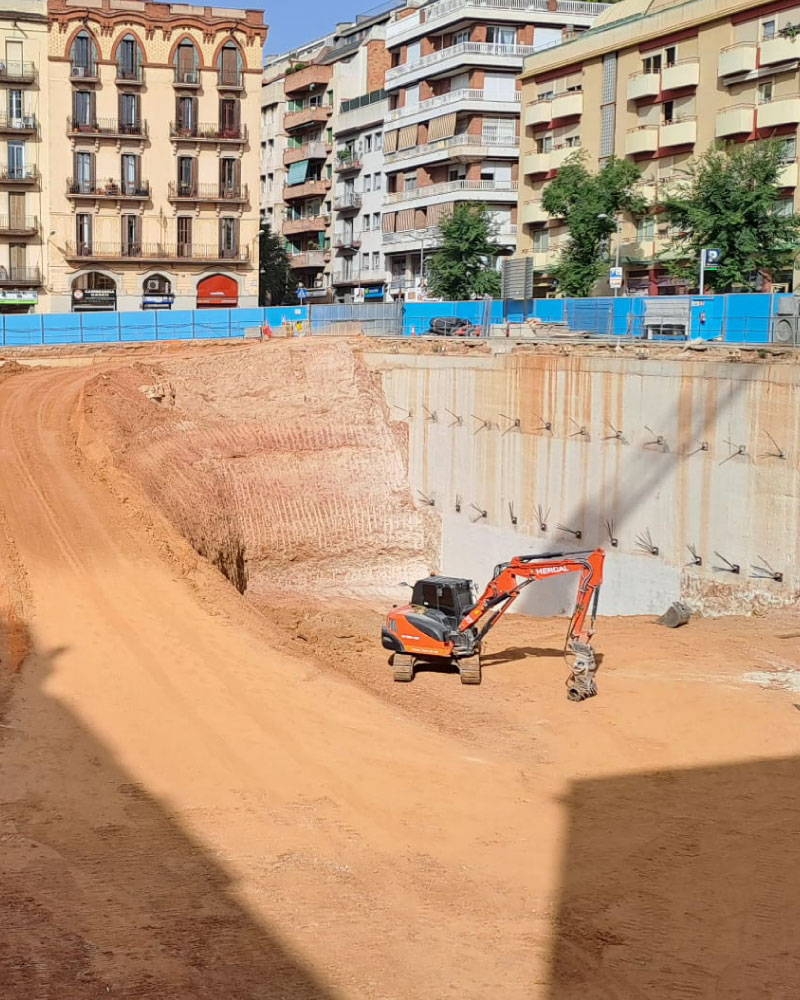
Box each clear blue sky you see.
[208,1,374,55]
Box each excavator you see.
[381,548,604,701]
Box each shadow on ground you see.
[547,755,800,998]
[0,635,334,999]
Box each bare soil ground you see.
[1,340,800,999]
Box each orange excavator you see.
[381,548,605,700]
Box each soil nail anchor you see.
[603,422,625,442]
[454,494,462,513]
[713,551,740,574]
[535,505,549,532]
[446,408,463,427]
[499,413,521,435]
[751,556,783,583]
[605,519,619,547]
[568,418,589,438]
[470,503,488,522]
[417,490,435,507]
[423,405,438,423]
[557,522,582,540]
[686,543,702,567]
[720,440,747,464]
[635,529,659,556]
[508,502,518,526]
[761,431,787,460]
[535,413,552,432]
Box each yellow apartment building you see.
[518,0,800,295]
[46,0,265,313]
[0,0,48,314]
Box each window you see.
[600,103,615,157]
[536,135,553,153]
[487,25,516,45]
[219,98,241,136]
[758,81,774,104]
[636,216,655,240]
[642,54,662,74]
[407,40,421,62]
[532,229,549,251]
[363,215,370,231]
[119,93,139,131]
[218,41,242,87]
[449,164,466,181]
[538,89,554,100]
[374,172,382,190]
[176,96,197,134]
[662,100,674,124]
[779,136,797,161]
[372,251,381,270]
[73,91,93,128]
[601,52,617,105]
[452,28,470,45]
[177,155,195,195]
[76,212,92,253]
[406,84,420,108]
[775,197,794,217]
[665,46,676,67]
[361,251,369,270]
[177,216,193,255]
[8,90,22,121]
[364,134,372,153]
[117,34,142,81]
[7,141,24,178]
[374,132,383,151]
[174,40,199,83]
[762,19,776,40]
[121,214,141,255]
[219,156,240,195]
[404,170,417,191]
[364,174,373,192]
[219,217,239,257]
[121,153,139,194]
[70,30,97,77]
[565,135,581,148]
[373,212,380,229]
[74,151,94,193]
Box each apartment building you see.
[46,0,265,313]
[0,1,48,314]
[380,0,606,298]
[518,0,800,295]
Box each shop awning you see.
[286,160,309,185]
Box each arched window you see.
[70,30,98,79]
[143,273,171,295]
[217,41,242,88]
[174,40,199,85]
[71,272,117,312]
[116,34,143,82]
[73,272,115,291]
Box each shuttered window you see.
[382,213,396,233]
[428,113,457,141]
[396,209,415,231]
[398,124,418,150]
[384,130,398,153]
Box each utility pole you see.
[699,247,706,295]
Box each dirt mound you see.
[81,340,437,599]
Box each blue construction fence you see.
[0,294,786,346]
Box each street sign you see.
[609,266,623,289]
[296,285,308,302]
[703,248,722,269]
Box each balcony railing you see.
[169,122,247,142]
[217,68,244,89]
[288,250,328,268]
[65,242,250,262]
[167,182,248,202]
[70,61,99,81]
[0,113,37,134]
[335,154,363,173]
[283,179,331,200]
[386,88,521,123]
[173,68,201,87]
[333,268,385,285]
[0,165,39,184]
[284,141,330,165]
[384,132,519,164]
[284,104,333,130]
[333,232,361,249]
[67,117,147,138]
[0,266,41,286]
[67,178,151,199]
[334,193,362,211]
[385,178,518,204]
[283,214,329,235]
[386,41,535,83]
[0,215,38,234]
[0,61,37,84]
[116,64,144,84]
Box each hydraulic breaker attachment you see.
[565,640,598,702]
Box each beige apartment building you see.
[381,0,607,297]
[46,0,265,313]
[0,1,48,314]
[518,0,800,295]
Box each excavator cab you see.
[410,577,475,622]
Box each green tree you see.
[659,142,800,291]
[542,152,646,297]
[258,223,295,305]
[427,203,503,300]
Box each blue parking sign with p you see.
[703,249,722,268]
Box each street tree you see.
[258,223,295,305]
[427,203,503,300]
[541,152,647,297]
[659,141,800,291]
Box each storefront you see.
[141,274,175,310]
[72,273,117,312]
[0,289,39,314]
[196,274,238,308]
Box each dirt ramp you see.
[82,340,437,599]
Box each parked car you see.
[427,316,480,337]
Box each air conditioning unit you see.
[73,65,85,77]
[145,277,161,293]
[10,118,22,130]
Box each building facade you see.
[381,0,606,298]
[518,0,800,295]
[46,0,265,313]
[0,1,49,314]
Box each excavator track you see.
[392,653,415,682]
[458,655,482,685]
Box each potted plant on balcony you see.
[337,148,352,164]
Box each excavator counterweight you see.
[381,549,605,700]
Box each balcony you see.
[334,193,362,212]
[662,58,700,91]
[384,132,518,169]
[284,104,333,131]
[0,165,39,185]
[288,251,328,269]
[0,215,38,236]
[551,89,583,118]
[550,145,579,169]
[282,215,329,236]
[335,153,362,173]
[385,178,518,205]
[284,64,332,96]
[385,88,520,124]
[64,243,250,264]
[333,268,385,286]
[660,117,696,148]
[70,61,99,82]
[116,65,144,86]
[173,68,201,88]
[759,35,800,66]
[521,200,549,224]
[0,62,37,85]
[67,117,147,140]
[333,232,361,251]
[169,122,247,143]
[0,266,41,287]
[67,178,151,200]
[627,71,660,101]
[167,182,248,204]
[284,179,331,201]
[284,141,330,165]
[625,126,658,154]
[0,114,37,136]
[385,41,535,88]
[757,95,800,128]
[718,43,757,77]
[524,150,552,175]
[715,104,754,138]
[778,161,798,186]
[217,68,244,91]
[525,99,552,127]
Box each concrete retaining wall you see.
[366,348,800,616]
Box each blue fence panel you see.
[723,293,773,344]
[153,310,195,341]
[42,314,83,345]
[116,311,156,343]
[566,297,615,335]
[79,312,120,343]
[266,305,308,330]
[193,309,231,340]
[532,300,565,323]
[3,314,43,346]
[229,307,265,339]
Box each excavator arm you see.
[459,548,605,701]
